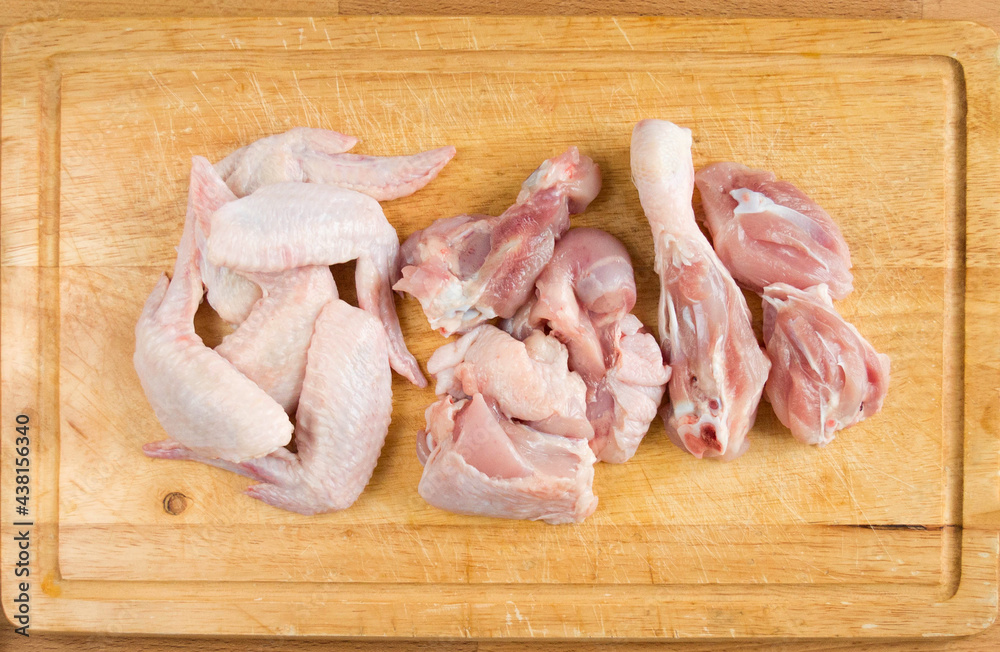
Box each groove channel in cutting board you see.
[1,17,998,639]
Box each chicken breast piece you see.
[394,147,602,336]
[417,393,598,525]
[146,299,394,515]
[215,126,455,200]
[695,162,854,299]
[206,181,426,387]
[134,163,293,463]
[428,325,594,440]
[518,228,670,463]
[631,119,770,461]
[215,265,338,414]
[762,283,890,446]
[186,156,263,325]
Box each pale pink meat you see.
[762,283,890,446]
[185,156,262,325]
[428,325,593,440]
[206,181,426,387]
[515,228,670,463]
[134,163,293,463]
[215,126,456,201]
[215,265,338,414]
[145,299,394,515]
[394,147,602,336]
[601,315,673,461]
[631,119,770,461]
[695,162,853,299]
[416,393,598,524]
[416,324,599,523]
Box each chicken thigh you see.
[631,120,770,461]
[762,283,890,446]
[394,147,602,336]
[206,181,425,387]
[134,161,293,463]
[695,162,853,299]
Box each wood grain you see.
[339,0,923,18]
[3,15,998,640]
[1,2,999,652]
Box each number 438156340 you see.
[15,414,30,512]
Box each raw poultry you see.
[145,298,394,515]
[206,180,425,386]
[696,160,890,445]
[504,228,670,463]
[394,147,602,336]
[137,128,453,513]
[136,120,893,523]
[202,127,455,326]
[762,284,891,446]
[417,327,599,524]
[695,161,854,298]
[215,126,455,200]
[417,393,598,525]
[134,160,294,463]
[410,152,666,522]
[631,119,771,461]
[428,325,594,439]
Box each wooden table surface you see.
[1,1,997,650]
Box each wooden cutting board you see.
[1,16,998,639]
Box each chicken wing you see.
[215,126,455,200]
[185,156,263,325]
[134,161,293,463]
[215,265,338,414]
[146,299,394,515]
[631,119,770,461]
[206,181,425,387]
[394,147,602,336]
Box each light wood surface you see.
[1,2,999,651]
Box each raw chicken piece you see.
[599,315,673,461]
[215,265,337,414]
[416,324,598,523]
[215,126,455,200]
[146,299,394,515]
[762,283,890,445]
[185,156,263,325]
[416,393,598,524]
[394,147,602,336]
[695,162,853,299]
[515,228,670,463]
[206,181,426,387]
[428,325,594,440]
[134,164,293,463]
[631,119,770,461]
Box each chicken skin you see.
[631,120,770,461]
